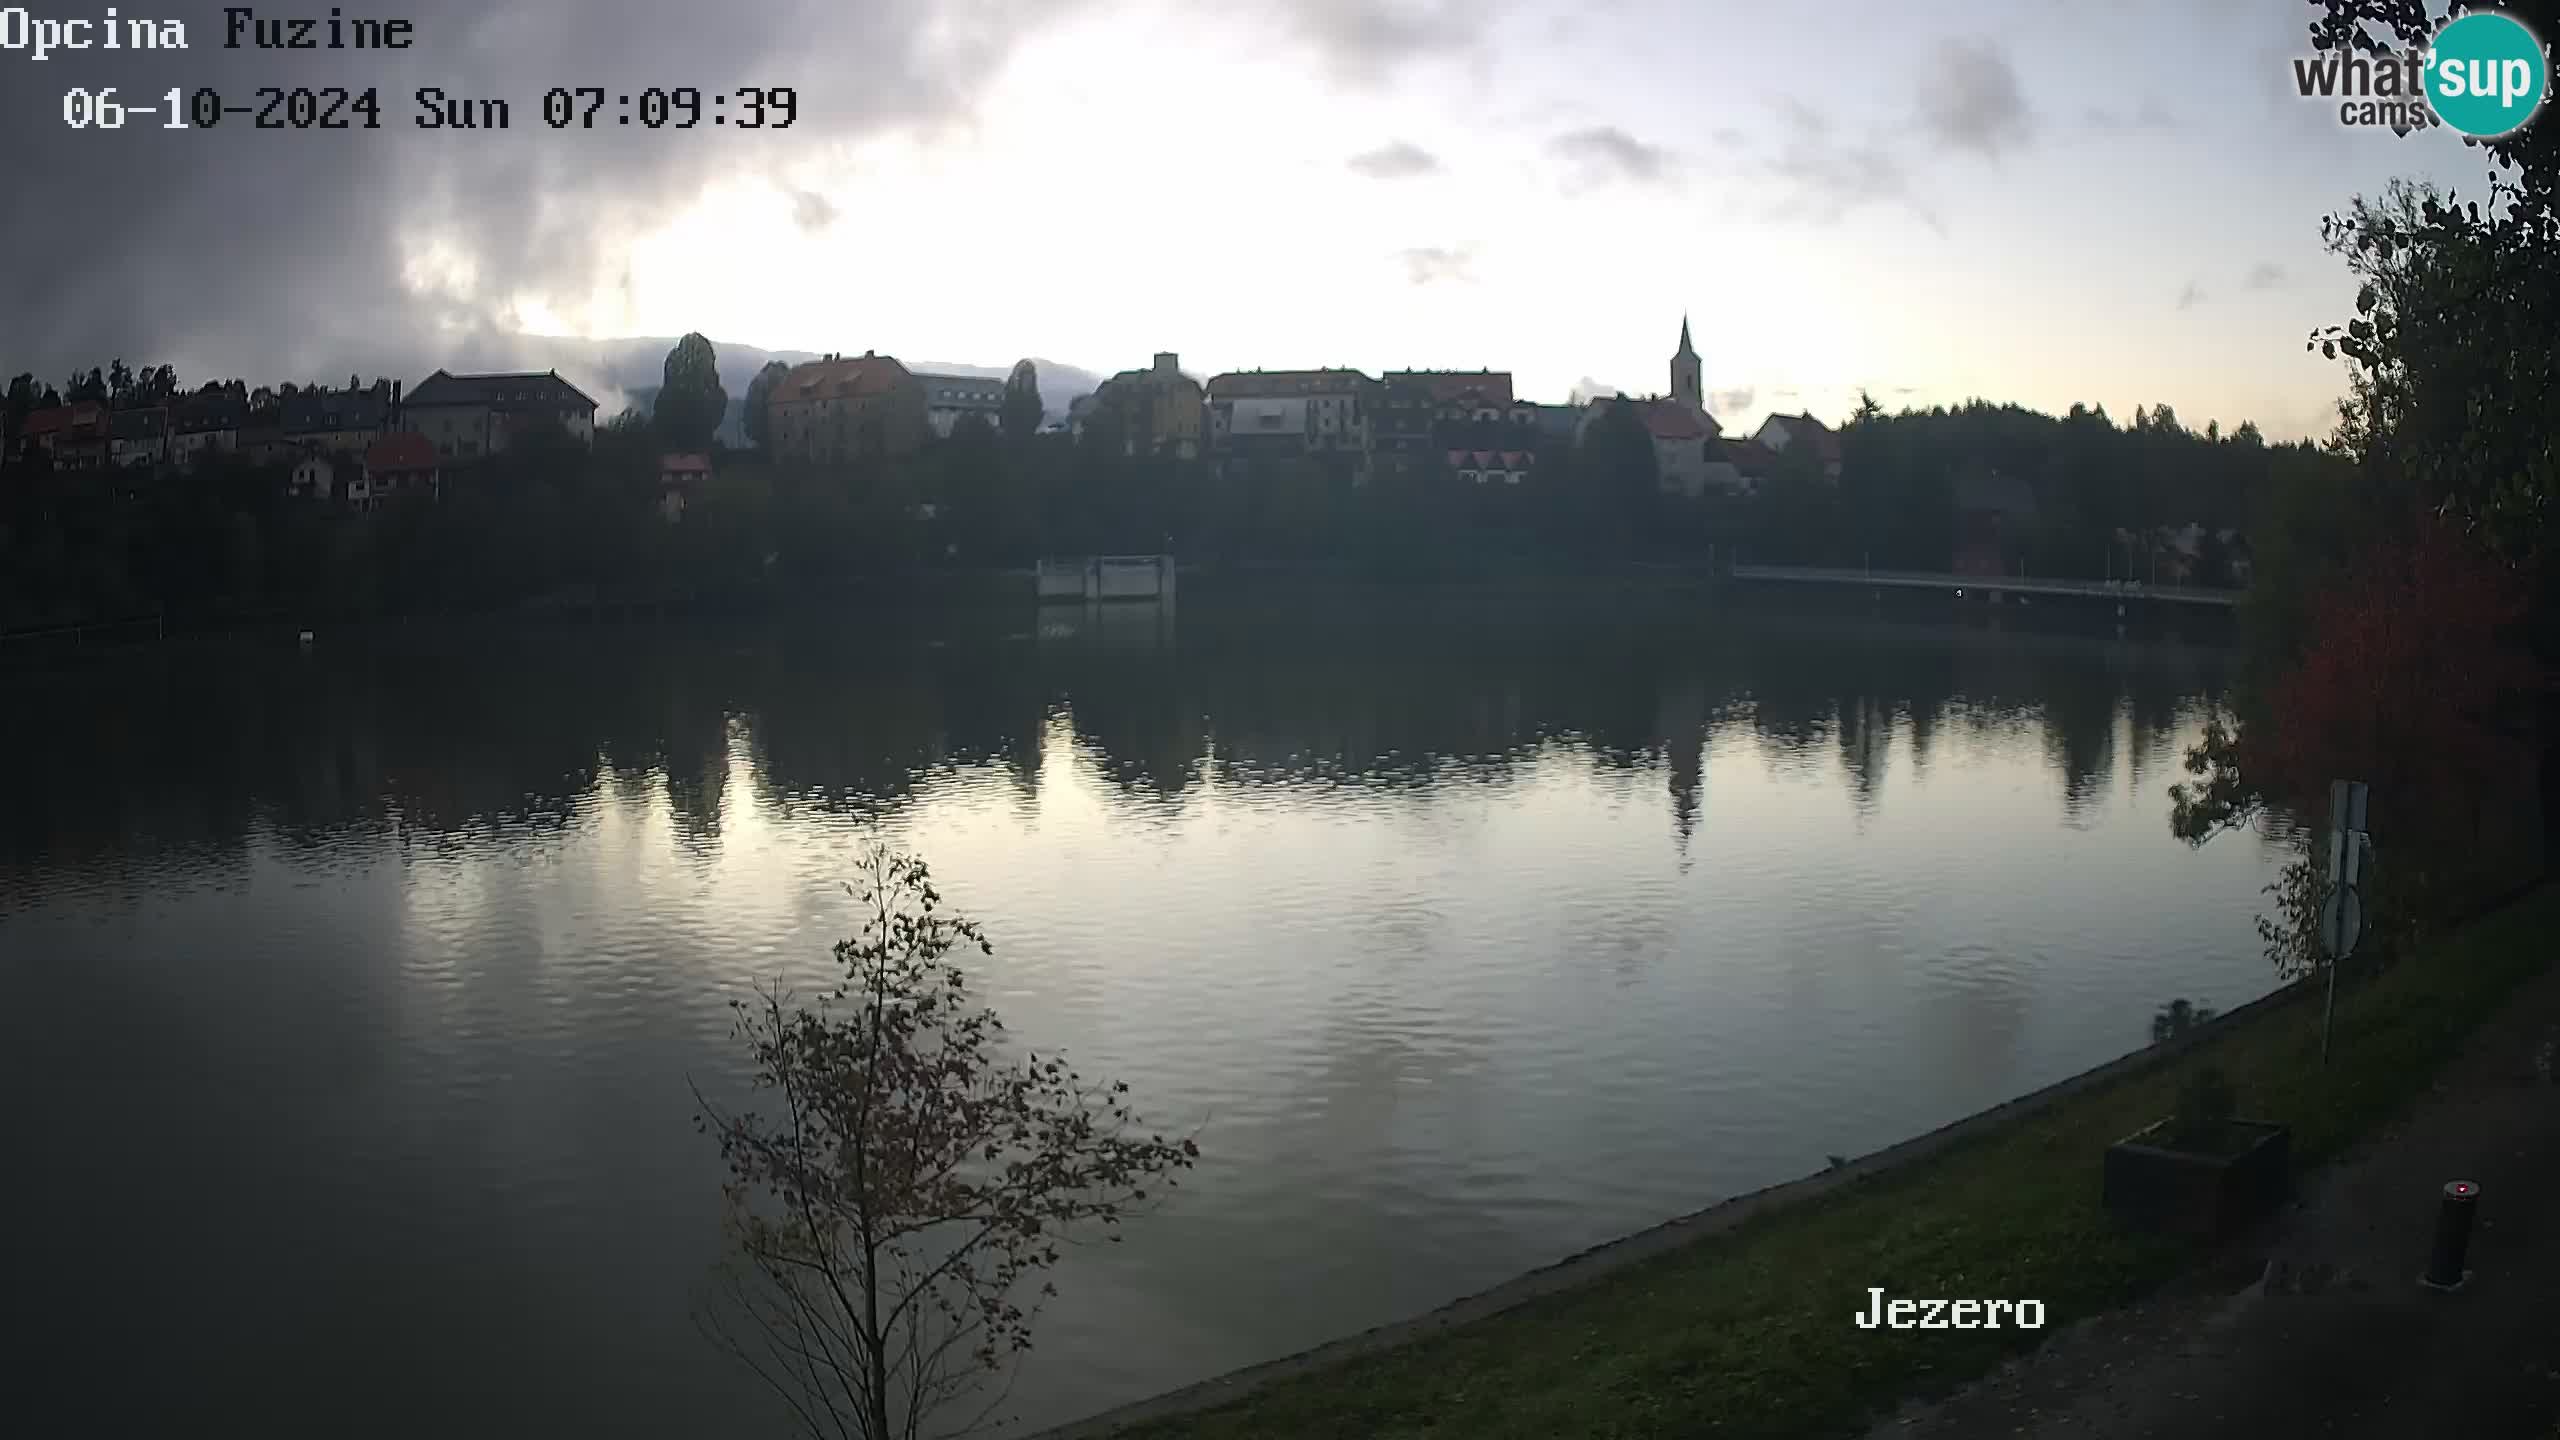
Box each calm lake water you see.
[1,600,2289,1435]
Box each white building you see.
[290,453,335,501]
[911,372,1008,438]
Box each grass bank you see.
[1093,887,2560,1440]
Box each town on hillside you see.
[2,317,2269,626]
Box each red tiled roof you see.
[21,402,105,438]
[782,354,915,402]
[365,432,438,470]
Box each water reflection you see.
[0,605,2284,1437]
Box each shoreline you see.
[1036,878,2552,1439]
[1030,972,2313,1439]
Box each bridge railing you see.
[1729,564,2241,607]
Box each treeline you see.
[6,364,396,420]
[1,347,2342,632]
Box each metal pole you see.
[2424,1181,2478,1290]
[2322,945,2339,1064]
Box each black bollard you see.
[2422,1180,2479,1291]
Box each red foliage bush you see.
[2247,517,2543,848]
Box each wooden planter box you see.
[2102,1119,2291,1240]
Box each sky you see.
[0,0,2520,440]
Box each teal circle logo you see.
[2426,11,2549,138]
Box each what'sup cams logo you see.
[2291,7,2549,138]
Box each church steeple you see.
[1671,314,1702,412]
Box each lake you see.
[0,600,2290,1435]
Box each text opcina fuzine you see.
[1,7,419,61]
[1853,1287,2046,1330]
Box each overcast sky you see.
[0,0,2510,438]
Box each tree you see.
[694,845,1197,1440]
[69,368,105,403]
[3,373,37,444]
[744,360,792,451]
[2174,517,2542,916]
[2311,1,2559,238]
[107,358,133,405]
[1000,360,1042,445]
[657,333,729,452]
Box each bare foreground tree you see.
[693,845,1199,1440]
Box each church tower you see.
[1671,314,1703,413]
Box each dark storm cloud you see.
[1917,38,2032,158]
[1348,140,1442,179]
[1551,126,1673,187]
[0,0,1081,386]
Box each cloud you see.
[1394,246,1476,285]
[1917,38,2033,158]
[789,190,841,233]
[1348,141,1443,179]
[1764,102,1941,233]
[2083,96,2175,132]
[1710,386,1757,415]
[1551,126,1675,187]
[1273,0,1503,86]
[0,0,1088,387]
[2177,281,2208,310]
[1568,376,1625,405]
[2243,261,2286,290]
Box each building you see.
[402,370,598,460]
[1753,413,1843,480]
[1065,392,1102,438]
[767,352,928,464]
[290,452,336,502]
[1954,470,2039,576]
[1671,315,1703,412]
[1220,394,1312,462]
[1576,319,1740,497]
[658,452,712,521]
[110,407,169,470]
[171,392,247,466]
[1207,368,1373,457]
[911,372,1007,439]
[282,385,392,455]
[1705,436,1779,496]
[1086,352,1207,459]
[1374,370,1517,463]
[238,425,298,466]
[360,432,441,508]
[1450,448,1536,485]
[17,402,110,469]
[1641,401,1719,498]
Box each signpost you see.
[2318,779,2372,1064]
